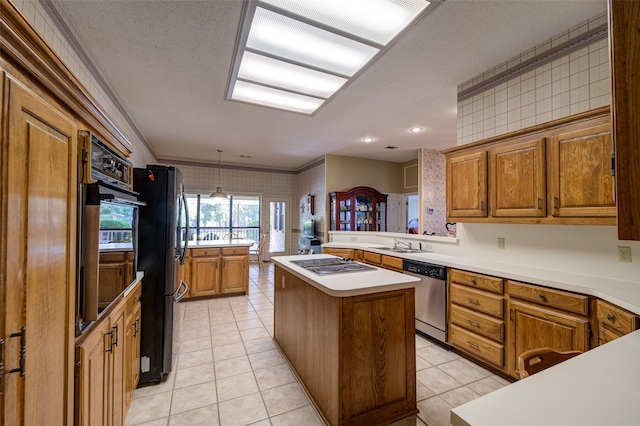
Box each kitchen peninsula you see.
[273,255,420,426]
[181,239,254,299]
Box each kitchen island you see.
[272,255,420,426]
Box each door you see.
[2,75,77,425]
[261,197,290,260]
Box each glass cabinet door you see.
[339,198,351,231]
[355,194,373,231]
[376,201,386,232]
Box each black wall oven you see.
[75,180,144,334]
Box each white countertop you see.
[450,329,640,426]
[186,239,255,248]
[272,254,419,297]
[99,242,133,252]
[322,242,640,315]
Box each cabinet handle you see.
[467,341,480,349]
[112,324,119,347]
[105,330,114,353]
[467,298,480,305]
[538,293,545,300]
[0,339,4,389]
[607,314,615,322]
[538,197,542,209]
[8,326,26,377]
[468,320,480,327]
[470,277,476,284]
[133,320,138,337]
[553,196,559,210]
[480,200,484,211]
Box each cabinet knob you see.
[470,277,476,284]
[538,293,545,300]
[607,313,615,322]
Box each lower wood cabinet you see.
[99,251,134,310]
[507,299,589,379]
[322,247,356,259]
[596,299,639,345]
[182,247,249,299]
[76,280,141,425]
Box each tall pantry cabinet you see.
[1,68,78,423]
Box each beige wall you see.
[325,154,403,194]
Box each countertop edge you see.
[322,242,640,315]
[273,254,419,297]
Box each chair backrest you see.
[257,233,267,253]
[517,347,582,379]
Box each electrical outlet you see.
[423,243,432,250]
[497,237,505,249]
[618,246,632,263]
[350,236,357,242]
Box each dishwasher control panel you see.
[403,260,447,280]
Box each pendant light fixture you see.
[210,150,229,199]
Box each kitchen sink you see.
[371,246,425,254]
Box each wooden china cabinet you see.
[329,186,388,232]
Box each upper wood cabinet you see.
[548,124,615,218]
[443,108,615,225]
[446,152,488,218]
[609,0,640,240]
[490,138,546,217]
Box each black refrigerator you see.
[133,165,189,385]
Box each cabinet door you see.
[76,320,111,426]
[221,256,248,294]
[99,263,125,309]
[125,302,141,411]
[508,300,589,378]
[548,124,615,217]
[490,139,546,217]
[110,306,126,426]
[447,151,488,218]
[191,257,221,297]
[2,75,77,425]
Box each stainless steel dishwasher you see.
[403,259,448,345]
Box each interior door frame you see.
[261,196,291,260]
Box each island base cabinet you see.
[274,266,417,426]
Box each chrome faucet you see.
[394,239,412,249]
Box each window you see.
[184,194,261,243]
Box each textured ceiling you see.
[53,0,607,169]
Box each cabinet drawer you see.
[450,284,504,319]
[450,324,504,368]
[190,248,221,257]
[507,280,588,316]
[126,282,142,314]
[324,248,355,259]
[126,251,135,261]
[363,251,381,265]
[450,269,503,294]
[100,252,126,262]
[381,255,403,271]
[450,304,505,343]
[222,247,249,256]
[597,299,638,336]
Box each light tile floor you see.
[126,263,511,426]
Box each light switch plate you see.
[497,237,505,249]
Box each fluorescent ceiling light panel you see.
[238,51,347,98]
[261,0,430,45]
[231,80,324,114]
[247,7,379,77]
[227,0,439,114]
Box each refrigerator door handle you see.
[175,280,189,302]
[178,188,189,265]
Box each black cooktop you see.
[291,258,376,275]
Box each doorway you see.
[261,196,290,260]
[404,194,419,234]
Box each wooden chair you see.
[517,347,582,379]
[250,233,267,268]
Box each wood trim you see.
[0,0,134,157]
[442,106,610,155]
[609,0,640,240]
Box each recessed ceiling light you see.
[410,127,423,133]
[362,137,374,143]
